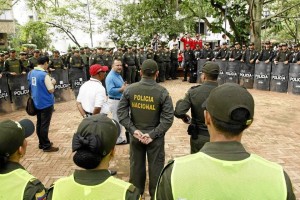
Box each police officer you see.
[3,49,26,76]
[146,44,155,59]
[170,43,179,80]
[154,44,165,82]
[47,115,141,199]
[49,50,65,70]
[274,43,291,65]
[156,83,296,200]
[0,53,4,77]
[214,42,229,61]
[117,59,174,199]
[90,47,105,66]
[201,42,214,61]
[122,46,137,84]
[163,47,172,80]
[183,44,196,82]
[229,42,243,62]
[28,49,40,70]
[113,47,123,60]
[175,62,219,153]
[0,119,47,200]
[256,41,274,64]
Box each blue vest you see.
[28,69,54,109]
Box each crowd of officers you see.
[1,40,300,82]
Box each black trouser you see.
[157,62,165,82]
[183,61,192,81]
[129,135,165,199]
[36,105,54,149]
[164,61,171,79]
[170,60,179,79]
[126,65,136,84]
[190,134,210,154]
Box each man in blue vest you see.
[28,56,59,152]
[155,83,295,200]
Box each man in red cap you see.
[76,64,109,118]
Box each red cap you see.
[89,64,108,76]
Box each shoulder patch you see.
[127,184,136,193]
[29,178,41,186]
[35,189,46,200]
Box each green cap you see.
[202,62,220,75]
[9,49,16,53]
[141,59,158,73]
[20,52,27,55]
[0,119,35,156]
[203,83,254,126]
[72,115,120,157]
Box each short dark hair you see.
[37,56,49,65]
[204,73,218,81]
[73,149,102,169]
[142,70,156,77]
[211,108,250,137]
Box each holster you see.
[188,124,199,140]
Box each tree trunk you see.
[249,0,262,51]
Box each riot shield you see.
[196,59,207,83]
[215,59,227,85]
[8,74,29,110]
[239,63,254,89]
[288,63,300,95]
[254,62,271,91]
[226,61,240,83]
[51,69,72,102]
[69,68,86,97]
[0,76,12,113]
[270,62,289,93]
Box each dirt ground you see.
[0,79,299,199]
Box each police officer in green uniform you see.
[175,62,219,154]
[49,50,65,70]
[0,119,47,200]
[113,47,123,60]
[274,43,292,65]
[19,52,30,72]
[90,47,105,66]
[146,45,154,59]
[154,45,165,82]
[122,46,137,84]
[156,83,296,200]
[47,114,140,200]
[28,49,40,70]
[117,59,174,199]
[3,49,26,75]
[170,43,179,80]
[163,47,171,80]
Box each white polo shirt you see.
[77,78,109,114]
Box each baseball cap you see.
[72,115,120,157]
[20,52,27,55]
[141,59,158,73]
[9,49,16,53]
[203,83,254,126]
[0,119,35,156]
[89,64,108,76]
[202,62,220,75]
[34,49,40,53]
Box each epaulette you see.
[190,84,202,89]
[128,184,136,193]
[29,178,41,186]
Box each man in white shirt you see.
[168,35,179,50]
[77,64,109,118]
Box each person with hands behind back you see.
[47,114,141,200]
[117,59,174,199]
